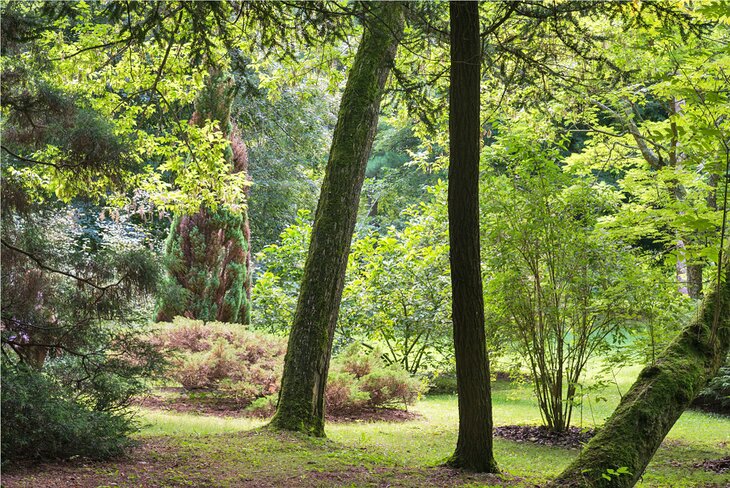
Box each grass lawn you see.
[4,365,728,487]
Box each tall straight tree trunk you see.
[552,251,730,487]
[446,1,499,473]
[270,2,404,437]
[687,263,703,298]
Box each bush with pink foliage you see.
[154,320,424,415]
[153,318,285,406]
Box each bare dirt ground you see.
[136,390,422,423]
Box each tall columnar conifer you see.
[156,72,252,324]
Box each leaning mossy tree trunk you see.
[270,2,404,437]
[552,252,730,488]
[445,1,499,473]
[156,72,252,324]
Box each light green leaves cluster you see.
[253,191,453,374]
[7,2,239,214]
[137,121,250,214]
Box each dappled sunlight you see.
[3,1,728,487]
[136,408,266,437]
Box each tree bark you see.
[270,2,404,437]
[551,252,730,487]
[445,1,499,473]
[687,263,703,299]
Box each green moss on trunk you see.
[270,2,405,436]
[551,255,730,487]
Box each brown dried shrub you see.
[154,320,424,413]
[325,372,369,414]
[154,319,286,405]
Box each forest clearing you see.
[4,365,729,487]
[2,1,729,487]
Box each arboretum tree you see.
[254,196,453,373]
[0,0,317,460]
[156,71,253,324]
[445,0,498,473]
[551,4,730,485]
[553,247,729,487]
[1,2,166,461]
[0,1,163,371]
[481,116,656,433]
[341,203,452,375]
[434,0,720,475]
[271,1,405,436]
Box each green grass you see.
[124,367,729,487]
[137,410,265,437]
[7,365,726,487]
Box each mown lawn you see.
[4,365,729,487]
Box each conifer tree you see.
[156,72,252,324]
[446,1,498,473]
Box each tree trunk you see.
[269,2,404,437]
[551,253,730,487]
[687,263,703,299]
[445,1,499,473]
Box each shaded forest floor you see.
[1,430,514,488]
[4,366,729,487]
[135,388,421,423]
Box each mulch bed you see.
[494,425,596,449]
[135,391,421,423]
[136,392,250,417]
[326,407,420,423]
[693,456,730,474]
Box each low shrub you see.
[1,362,135,463]
[328,344,425,413]
[360,367,423,409]
[428,370,458,395]
[426,367,531,396]
[153,322,424,415]
[339,343,378,379]
[1,318,161,464]
[325,372,370,414]
[153,318,286,406]
[160,320,210,353]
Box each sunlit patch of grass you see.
[664,410,729,445]
[135,409,265,437]
[327,375,729,487]
[49,374,730,487]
